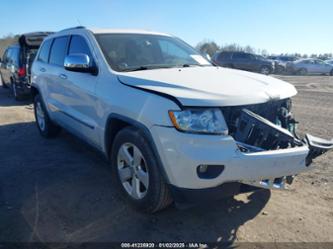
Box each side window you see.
[68,35,92,57]
[233,53,247,59]
[3,49,9,63]
[38,39,52,63]
[218,53,230,60]
[7,48,14,64]
[11,48,20,66]
[2,49,8,63]
[49,36,69,66]
[243,54,253,60]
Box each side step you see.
[305,134,333,166]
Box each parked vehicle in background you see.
[267,55,299,74]
[212,51,275,75]
[0,32,52,100]
[31,27,333,212]
[286,58,333,75]
[325,59,333,65]
[267,55,298,64]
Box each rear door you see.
[33,38,53,103]
[232,53,253,70]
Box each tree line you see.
[195,40,333,60]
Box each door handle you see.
[59,74,67,79]
[40,67,46,72]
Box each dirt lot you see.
[0,75,332,244]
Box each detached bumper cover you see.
[305,134,333,165]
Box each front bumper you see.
[150,126,332,190]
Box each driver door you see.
[55,35,100,147]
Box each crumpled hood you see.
[117,66,297,107]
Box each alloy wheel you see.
[117,143,149,200]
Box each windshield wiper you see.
[120,64,212,72]
[120,65,176,72]
[121,66,149,72]
[181,64,212,67]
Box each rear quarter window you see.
[38,39,52,63]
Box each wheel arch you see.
[104,113,170,183]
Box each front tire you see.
[34,94,61,138]
[111,127,172,213]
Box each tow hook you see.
[305,134,333,166]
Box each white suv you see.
[31,27,332,212]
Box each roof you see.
[19,32,54,47]
[88,28,171,37]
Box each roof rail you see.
[59,26,86,32]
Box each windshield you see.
[95,33,211,72]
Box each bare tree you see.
[195,40,220,57]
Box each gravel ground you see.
[0,75,332,244]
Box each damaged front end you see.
[221,98,333,189]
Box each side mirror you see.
[64,53,97,74]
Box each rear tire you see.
[298,68,307,75]
[111,127,172,213]
[33,94,61,138]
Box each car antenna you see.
[76,18,82,26]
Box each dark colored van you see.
[212,51,275,75]
[0,32,53,100]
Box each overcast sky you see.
[1,0,332,54]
